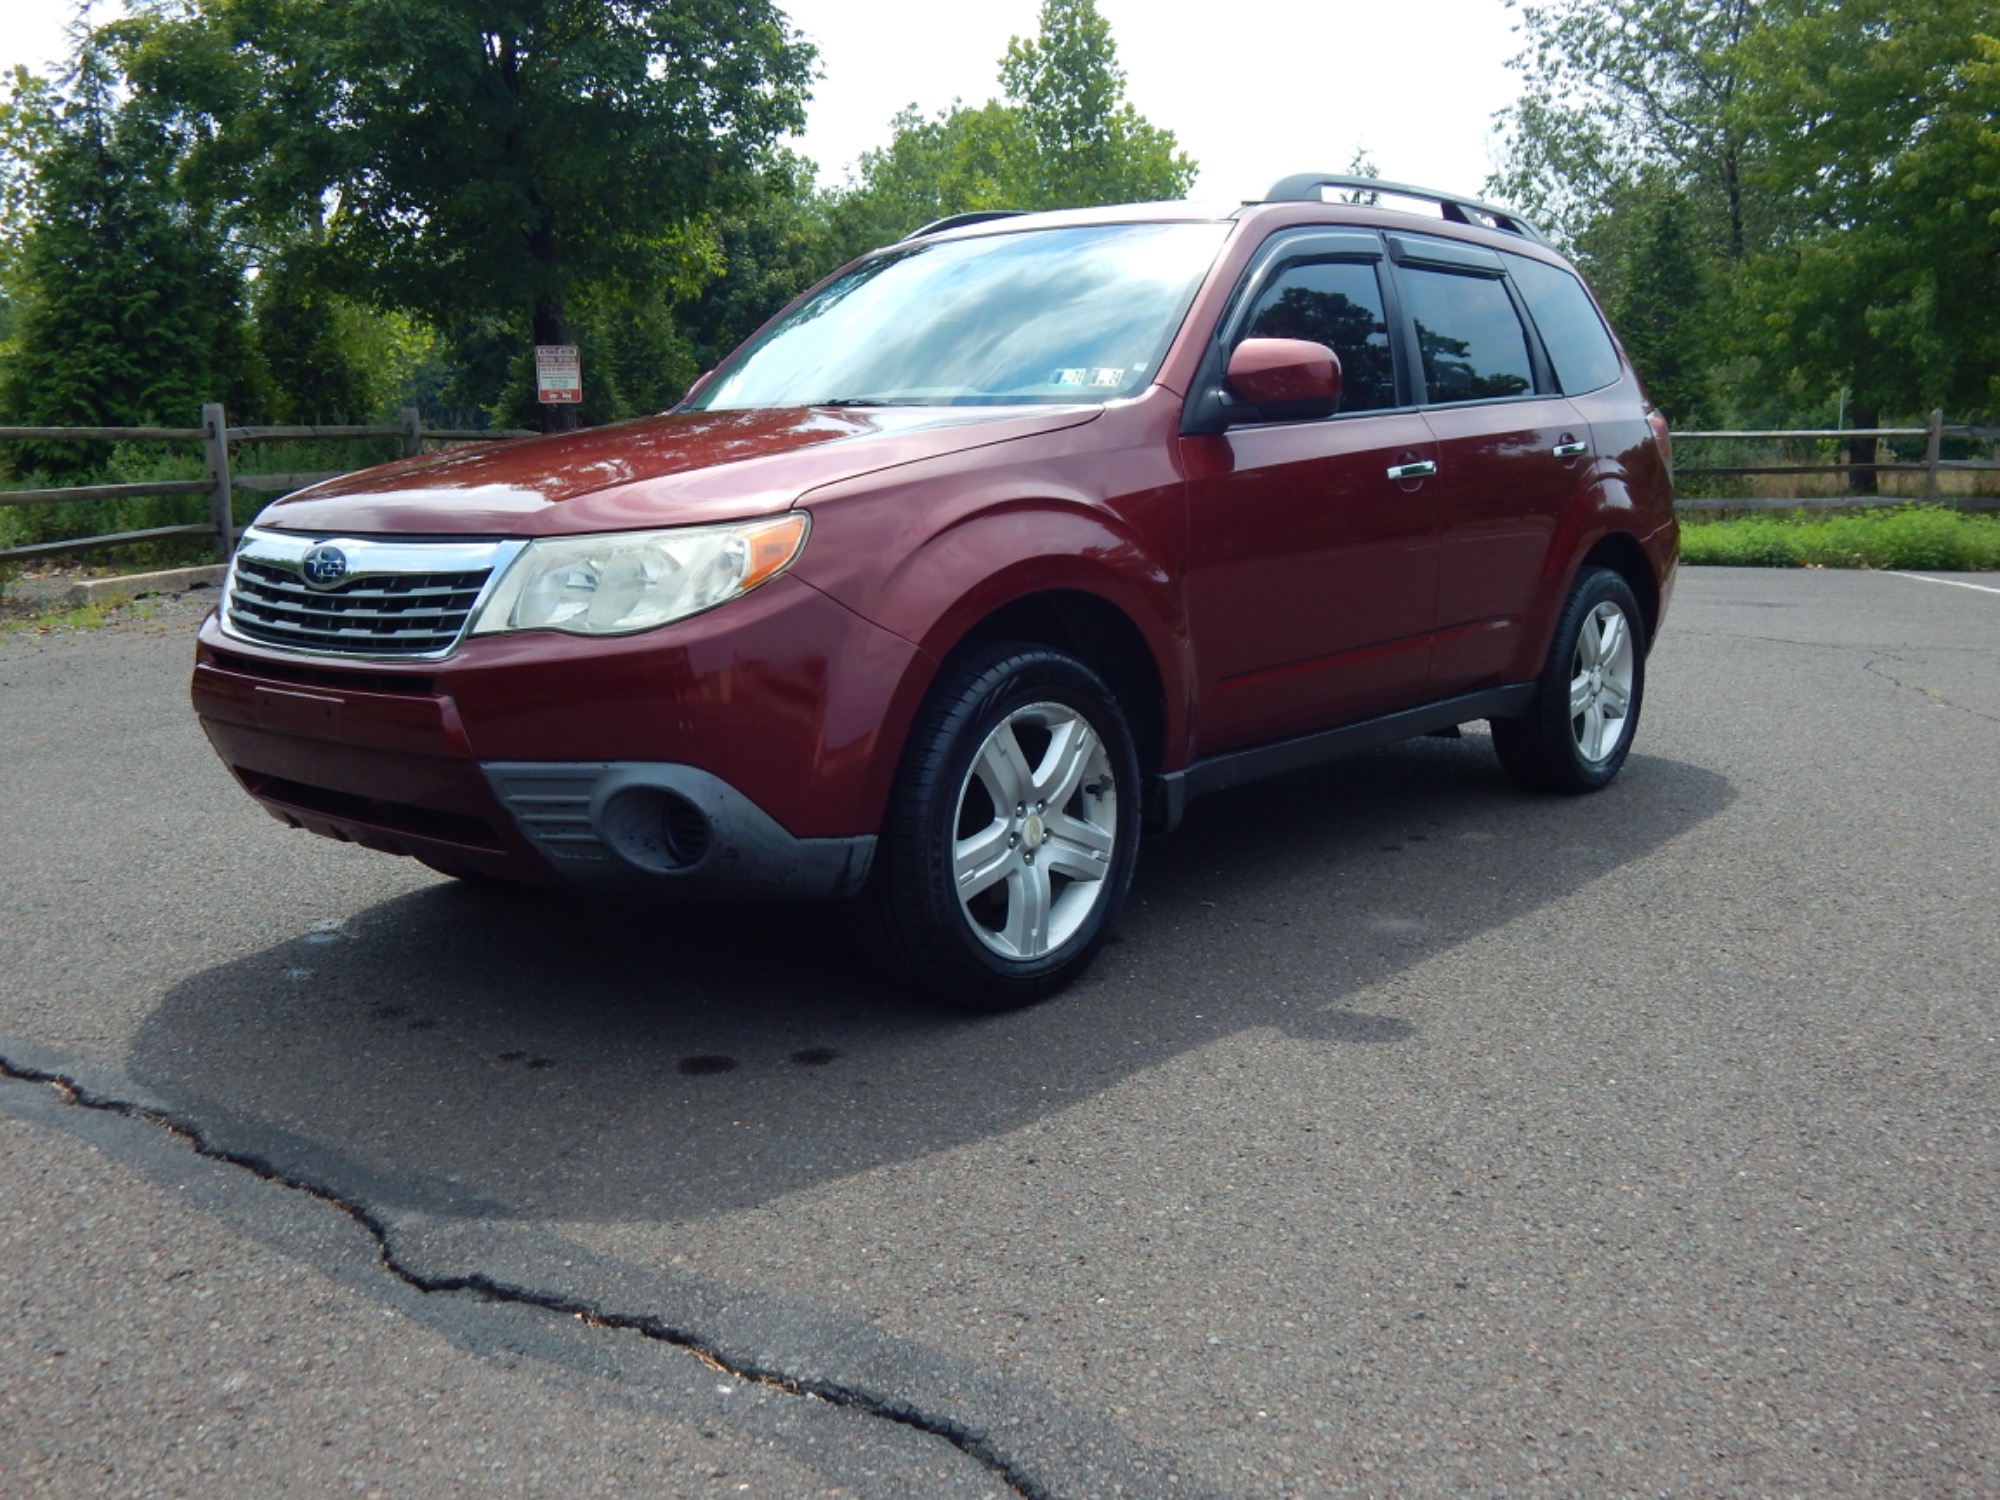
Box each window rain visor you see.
[689,222,1231,410]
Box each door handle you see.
[1552,440,1590,459]
[1386,460,1437,481]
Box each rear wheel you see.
[861,644,1140,1009]
[1492,566,1646,793]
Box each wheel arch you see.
[1578,529,1662,648]
[946,589,1171,789]
[849,571,1181,844]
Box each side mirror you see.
[1223,338,1343,422]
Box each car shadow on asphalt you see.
[127,732,1732,1226]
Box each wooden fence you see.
[0,404,531,565]
[1674,410,2000,511]
[6,406,1999,563]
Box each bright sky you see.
[780,0,1527,202]
[1,0,1528,204]
[2,3,78,78]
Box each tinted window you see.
[1507,254,1623,394]
[1398,267,1534,403]
[1241,259,1396,412]
[693,222,1230,410]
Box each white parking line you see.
[1888,571,2000,596]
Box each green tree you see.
[997,0,1195,210]
[249,249,375,425]
[678,152,843,373]
[0,68,58,273]
[0,47,252,478]
[0,68,59,355]
[1606,187,1716,425]
[1733,2,2000,422]
[438,243,710,429]
[1494,0,2000,437]
[1490,0,1767,259]
[828,0,1196,249]
[823,102,1027,260]
[692,0,1199,355]
[1332,149,1383,205]
[250,244,445,425]
[123,0,816,431]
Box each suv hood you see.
[256,405,1102,537]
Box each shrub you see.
[1680,505,2000,570]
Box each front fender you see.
[791,404,1194,820]
[805,505,1192,828]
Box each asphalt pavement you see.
[1,567,1994,1498]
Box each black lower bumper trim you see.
[483,762,875,900]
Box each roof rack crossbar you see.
[900,209,1028,242]
[1261,174,1550,247]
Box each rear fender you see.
[1520,475,1662,677]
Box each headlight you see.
[470,513,809,637]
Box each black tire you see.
[860,643,1141,1009]
[1491,565,1647,793]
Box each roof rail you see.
[1262,174,1550,247]
[900,209,1028,242]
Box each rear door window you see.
[1397,267,1535,404]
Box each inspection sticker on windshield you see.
[1090,367,1125,387]
[1049,368,1087,387]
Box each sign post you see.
[534,345,582,407]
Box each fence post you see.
[399,405,424,459]
[202,402,234,563]
[1923,409,1944,503]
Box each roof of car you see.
[900,192,1568,273]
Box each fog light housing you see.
[600,787,713,872]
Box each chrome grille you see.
[223,529,522,660]
[228,557,489,654]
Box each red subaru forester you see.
[192,176,1676,1008]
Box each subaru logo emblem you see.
[301,544,349,589]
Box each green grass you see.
[1679,505,2000,571]
[0,598,121,634]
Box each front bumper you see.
[192,663,874,896]
[193,672,875,897]
[190,574,915,897]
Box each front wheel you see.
[1492,565,1647,793]
[861,644,1141,1009]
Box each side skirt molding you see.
[1146,684,1536,833]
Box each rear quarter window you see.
[1506,255,1624,396]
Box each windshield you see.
[689,221,1230,411]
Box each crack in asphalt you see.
[1863,656,2000,726]
[1674,629,2000,724]
[0,1054,1043,1500]
[1675,627,1995,655]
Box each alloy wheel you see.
[1568,600,1636,763]
[951,701,1119,959]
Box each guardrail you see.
[0,405,532,564]
[1674,409,2000,511]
